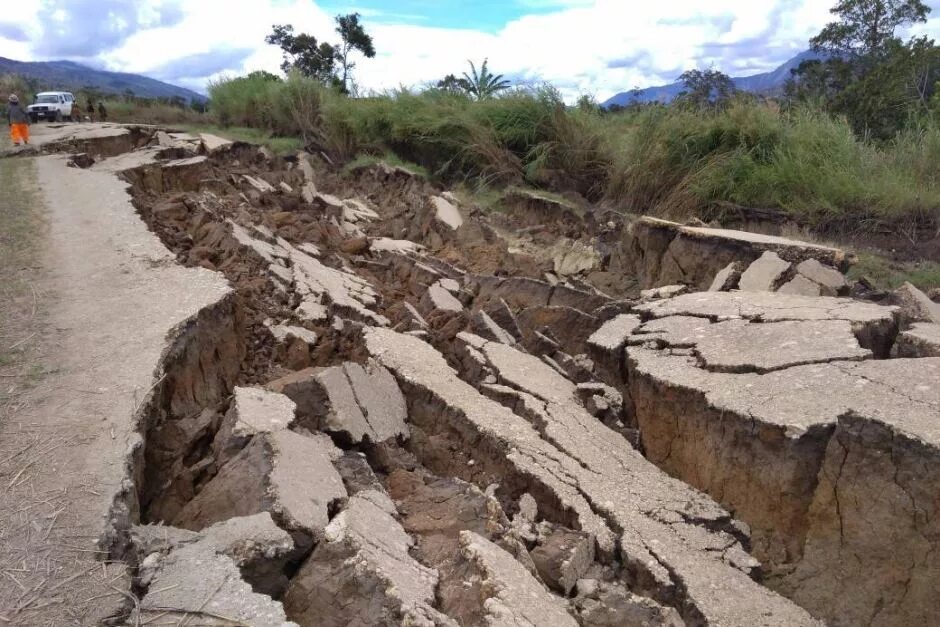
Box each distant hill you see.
[603,50,825,108]
[0,57,206,103]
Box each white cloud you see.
[0,0,909,101]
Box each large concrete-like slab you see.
[365,328,819,626]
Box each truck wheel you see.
[53,111,62,123]
[29,114,38,123]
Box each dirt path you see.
[0,126,231,625]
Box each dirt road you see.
[0,124,231,624]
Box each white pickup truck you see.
[27,91,76,122]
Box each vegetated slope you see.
[0,57,206,102]
[603,50,824,107]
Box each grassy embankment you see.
[206,74,940,236]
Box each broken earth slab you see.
[622,216,849,290]
[738,251,791,292]
[892,322,940,357]
[284,490,453,626]
[890,281,940,324]
[131,513,298,626]
[227,218,390,326]
[456,530,579,627]
[267,361,409,445]
[174,428,347,552]
[364,328,819,625]
[432,195,464,230]
[214,386,297,463]
[642,318,873,374]
[634,290,898,357]
[626,330,940,625]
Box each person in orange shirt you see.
[7,94,30,145]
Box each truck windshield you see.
[36,95,59,103]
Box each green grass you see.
[847,251,940,291]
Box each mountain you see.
[0,57,206,103]
[603,50,825,108]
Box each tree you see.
[266,14,374,93]
[790,0,936,138]
[676,69,736,109]
[435,73,471,95]
[461,59,511,100]
[811,0,930,58]
[334,13,375,93]
[266,24,337,84]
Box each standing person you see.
[97,102,107,122]
[70,99,80,122]
[86,100,94,122]
[7,94,31,146]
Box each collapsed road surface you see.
[1,122,938,626]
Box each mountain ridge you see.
[603,50,824,107]
[0,57,206,103]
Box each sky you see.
[2,0,940,101]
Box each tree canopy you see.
[676,69,736,109]
[811,0,930,58]
[789,0,936,138]
[266,13,375,92]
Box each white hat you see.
[8,94,18,103]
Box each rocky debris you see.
[531,527,595,594]
[174,429,347,550]
[213,386,296,463]
[267,322,318,348]
[228,219,389,326]
[386,467,540,610]
[574,580,684,627]
[554,239,602,276]
[777,274,824,296]
[792,258,848,296]
[455,531,579,627]
[640,284,689,301]
[366,328,818,625]
[892,322,940,357]
[199,132,234,153]
[243,173,276,194]
[890,281,940,324]
[421,281,464,315]
[432,195,463,230]
[622,217,848,290]
[284,490,450,626]
[370,237,424,255]
[738,251,791,292]
[708,261,743,291]
[270,361,409,445]
[131,514,297,626]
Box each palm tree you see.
[461,59,511,100]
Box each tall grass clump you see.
[207,72,940,231]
